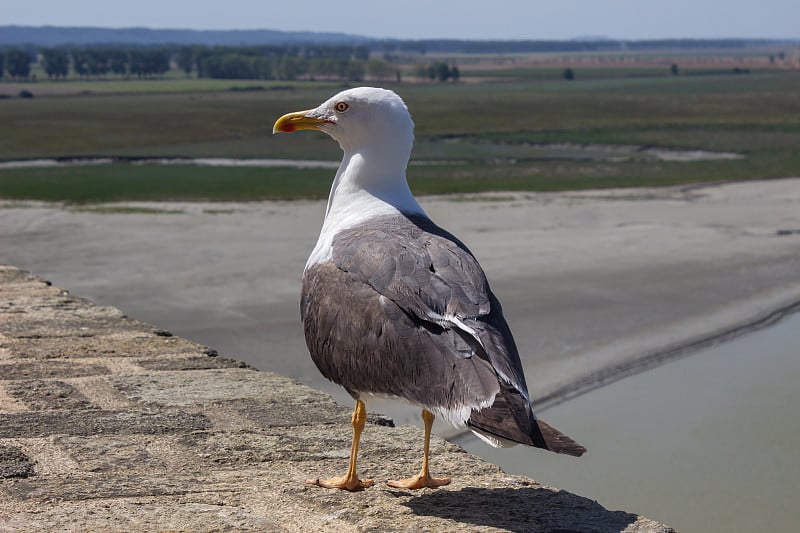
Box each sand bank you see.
[2,178,799,429]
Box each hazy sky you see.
[5,0,799,40]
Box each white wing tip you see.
[470,427,519,448]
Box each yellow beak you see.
[272,110,329,134]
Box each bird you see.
[273,87,585,492]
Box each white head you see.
[274,87,425,252]
[273,87,414,166]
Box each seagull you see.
[273,87,585,492]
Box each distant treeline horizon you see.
[0,44,462,82]
[1,25,797,54]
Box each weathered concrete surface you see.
[0,265,673,532]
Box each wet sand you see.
[2,178,800,431]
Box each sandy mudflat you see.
[2,178,800,429]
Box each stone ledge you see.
[0,265,674,532]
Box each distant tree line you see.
[413,61,460,82]
[0,48,34,78]
[49,47,170,78]
[0,44,399,82]
[178,45,380,81]
[0,46,172,79]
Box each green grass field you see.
[2,67,799,203]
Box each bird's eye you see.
[334,102,349,113]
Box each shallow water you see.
[458,312,800,533]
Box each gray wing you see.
[334,215,490,320]
[302,261,501,416]
[331,214,530,398]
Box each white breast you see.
[305,189,422,270]
[305,152,426,270]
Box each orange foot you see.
[307,475,375,492]
[387,474,451,490]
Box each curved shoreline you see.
[533,295,800,412]
[443,285,800,443]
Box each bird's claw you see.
[387,474,451,490]
[307,475,374,492]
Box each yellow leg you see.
[387,409,451,489]
[307,399,374,491]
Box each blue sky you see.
[5,0,799,40]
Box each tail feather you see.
[534,418,586,457]
[467,382,586,457]
[468,415,585,457]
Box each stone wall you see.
[0,265,673,532]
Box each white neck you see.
[305,148,426,270]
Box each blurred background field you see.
[2,42,800,202]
